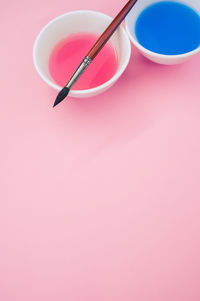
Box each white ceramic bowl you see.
[33,10,131,98]
[125,0,200,65]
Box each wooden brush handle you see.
[87,0,138,60]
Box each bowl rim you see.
[125,2,200,60]
[33,10,132,96]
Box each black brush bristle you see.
[53,87,70,107]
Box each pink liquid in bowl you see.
[49,33,118,90]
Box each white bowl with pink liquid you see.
[33,10,131,98]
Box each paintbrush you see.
[53,0,138,107]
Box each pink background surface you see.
[1,0,200,300]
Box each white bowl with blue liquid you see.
[125,0,200,65]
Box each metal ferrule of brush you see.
[65,56,92,89]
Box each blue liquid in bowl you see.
[135,1,200,55]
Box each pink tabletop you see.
[1,0,200,300]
